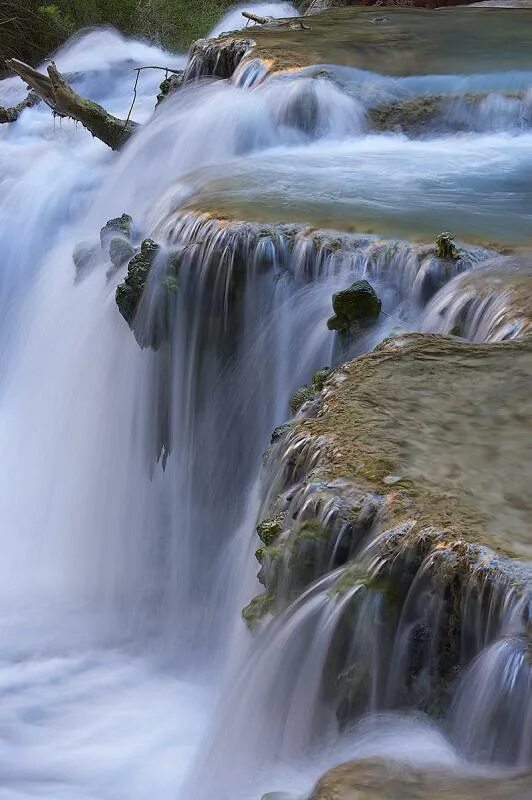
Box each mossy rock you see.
[327,280,381,333]
[115,239,180,349]
[257,512,286,546]
[156,72,185,106]
[435,231,459,260]
[100,213,132,251]
[72,240,99,282]
[242,592,275,629]
[115,238,160,326]
[290,367,333,415]
[108,237,136,274]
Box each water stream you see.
[0,3,530,799]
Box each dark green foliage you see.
[0,0,236,72]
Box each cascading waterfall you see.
[0,3,530,799]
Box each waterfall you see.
[0,3,530,799]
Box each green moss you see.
[242,592,275,629]
[289,384,315,414]
[369,95,444,133]
[435,231,459,260]
[293,519,327,544]
[312,367,332,391]
[257,512,286,546]
[115,238,160,326]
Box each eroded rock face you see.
[245,334,532,740]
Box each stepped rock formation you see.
[248,334,532,763]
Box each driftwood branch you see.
[241,10,311,30]
[5,58,139,150]
[242,11,271,24]
[0,91,40,123]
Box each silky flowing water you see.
[0,3,530,799]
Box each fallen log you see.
[5,59,139,150]
[0,91,40,123]
[241,10,311,30]
[242,11,272,24]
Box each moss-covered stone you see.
[100,213,132,250]
[435,231,459,260]
[257,512,286,546]
[115,239,180,349]
[115,239,160,326]
[242,592,275,629]
[156,72,185,106]
[327,279,381,333]
[289,384,316,414]
[108,236,136,273]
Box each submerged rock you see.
[327,279,381,333]
[311,757,532,800]
[73,213,137,283]
[72,240,99,282]
[108,236,136,274]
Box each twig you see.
[132,65,183,75]
[124,68,141,131]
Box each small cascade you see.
[0,4,531,799]
[421,260,532,341]
[451,634,532,766]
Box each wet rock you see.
[290,384,316,414]
[327,279,381,333]
[156,71,185,106]
[311,757,532,800]
[115,240,181,349]
[289,367,333,414]
[100,213,133,252]
[72,240,99,282]
[242,592,275,629]
[435,231,459,260]
[116,239,160,326]
[108,237,136,275]
[257,512,286,546]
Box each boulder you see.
[72,240,99,282]
[327,280,381,333]
[311,757,532,800]
[100,213,133,252]
[115,238,160,326]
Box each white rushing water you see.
[0,3,530,799]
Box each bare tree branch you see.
[0,91,40,123]
[5,58,139,149]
